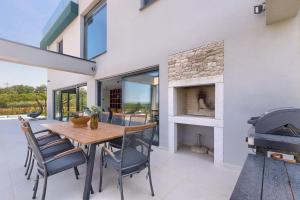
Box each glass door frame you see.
[53,83,87,121]
[97,67,160,145]
[122,69,160,146]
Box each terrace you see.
[1,0,300,199]
[0,119,239,200]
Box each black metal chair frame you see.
[99,123,156,200]
[109,114,147,149]
[20,121,92,200]
[18,117,69,180]
[100,112,111,123]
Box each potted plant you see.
[69,112,90,128]
[84,106,102,130]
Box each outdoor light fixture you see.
[254,3,265,14]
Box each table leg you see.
[83,144,96,200]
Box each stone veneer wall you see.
[168,41,224,82]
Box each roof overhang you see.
[0,38,96,76]
[266,0,300,25]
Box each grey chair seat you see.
[104,147,148,175]
[37,134,61,146]
[41,141,74,158]
[44,151,86,176]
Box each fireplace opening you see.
[177,124,214,161]
[176,84,215,117]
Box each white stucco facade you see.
[46,0,300,165]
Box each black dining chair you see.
[128,114,147,126]
[19,117,59,167]
[111,113,126,126]
[108,114,127,149]
[20,120,90,200]
[109,114,147,149]
[99,123,157,200]
[100,112,111,123]
[18,117,77,180]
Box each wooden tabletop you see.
[42,122,125,145]
[231,154,300,200]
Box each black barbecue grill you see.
[246,108,300,157]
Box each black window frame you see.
[140,0,157,10]
[53,83,87,121]
[84,1,107,60]
[58,40,63,54]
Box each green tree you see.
[0,84,47,115]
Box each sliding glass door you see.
[123,70,159,145]
[97,70,159,145]
[78,85,88,112]
[54,84,87,121]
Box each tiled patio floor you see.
[0,119,240,200]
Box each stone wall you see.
[168,41,224,82]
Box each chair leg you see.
[99,152,103,192]
[86,145,90,156]
[27,159,35,180]
[25,150,32,176]
[74,167,79,180]
[41,176,48,200]
[90,185,94,194]
[32,174,39,199]
[119,174,124,200]
[24,148,30,167]
[148,165,155,196]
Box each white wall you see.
[46,16,95,118]
[47,0,300,165]
[177,124,214,150]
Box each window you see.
[85,2,107,60]
[58,40,63,54]
[140,0,157,10]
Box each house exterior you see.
[42,0,300,166]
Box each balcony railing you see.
[40,0,78,49]
[42,0,78,37]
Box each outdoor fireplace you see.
[177,85,215,117]
[168,41,224,165]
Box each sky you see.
[0,0,61,87]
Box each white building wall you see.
[46,16,95,118]
[47,0,300,165]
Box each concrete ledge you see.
[169,115,224,128]
[169,75,223,88]
[0,38,96,75]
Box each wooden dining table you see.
[41,121,126,200]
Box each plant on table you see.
[84,106,102,130]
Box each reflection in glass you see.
[85,3,107,59]
[54,91,61,120]
[123,70,159,145]
[78,86,87,112]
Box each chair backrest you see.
[101,112,111,123]
[19,120,45,166]
[120,123,156,169]
[111,113,126,126]
[18,116,31,142]
[129,114,147,126]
